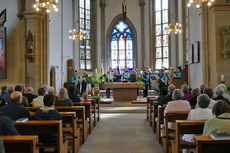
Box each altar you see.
[105,83,138,101]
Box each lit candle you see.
[221,74,225,82]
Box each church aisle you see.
[79,113,163,153]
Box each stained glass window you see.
[154,0,169,69]
[111,21,133,70]
[79,0,91,70]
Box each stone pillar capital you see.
[139,0,145,6]
[100,0,106,8]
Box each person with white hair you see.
[24,87,38,104]
[0,91,30,120]
[164,89,191,114]
[213,86,230,104]
[217,84,230,101]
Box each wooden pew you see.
[90,97,100,121]
[1,135,39,153]
[151,101,160,133]
[171,120,205,153]
[73,102,94,133]
[156,105,166,144]
[26,106,88,143]
[89,99,98,126]
[147,96,156,121]
[13,120,68,153]
[194,136,230,153]
[30,112,80,153]
[163,111,189,153]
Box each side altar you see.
[105,83,138,101]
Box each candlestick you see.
[221,74,225,82]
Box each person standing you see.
[142,71,150,97]
[106,71,112,98]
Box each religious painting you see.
[0,9,6,79]
[189,44,194,64]
[194,41,200,63]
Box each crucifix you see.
[122,0,127,21]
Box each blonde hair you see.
[82,90,88,101]
[58,88,68,101]
[181,84,189,93]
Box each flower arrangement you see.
[136,75,144,88]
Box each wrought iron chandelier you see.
[69,29,86,40]
[33,0,58,13]
[187,0,215,8]
[165,23,182,34]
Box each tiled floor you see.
[79,113,163,153]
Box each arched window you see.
[155,0,169,69]
[111,21,133,70]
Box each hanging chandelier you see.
[33,0,58,13]
[165,23,182,34]
[187,0,215,8]
[69,29,86,40]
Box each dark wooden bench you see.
[30,112,80,153]
[156,105,166,143]
[1,135,39,153]
[89,99,98,126]
[162,111,189,153]
[151,101,160,133]
[146,96,156,121]
[90,97,100,121]
[171,120,205,153]
[73,102,94,133]
[194,136,230,153]
[26,106,88,143]
[13,120,68,153]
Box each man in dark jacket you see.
[0,91,30,120]
[23,87,38,104]
[0,115,19,135]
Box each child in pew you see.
[33,94,65,152]
[82,91,91,114]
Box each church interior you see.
[0,0,230,153]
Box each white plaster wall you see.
[49,0,73,94]
[0,0,23,86]
[188,6,203,89]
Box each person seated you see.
[182,94,214,153]
[0,86,8,97]
[0,115,19,135]
[32,87,47,107]
[82,91,90,103]
[216,84,230,101]
[1,86,14,104]
[166,84,176,103]
[24,87,38,104]
[0,91,30,120]
[213,86,230,104]
[15,85,28,107]
[130,70,137,83]
[200,83,207,94]
[164,89,191,129]
[181,84,193,101]
[68,85,80,102]
[174,66,182,78]
[188,88,200,107]
[34,94,64,148]
[203,88,216,109]
[203,100,230,136]
[56,88,73,106]
[156,86,168,106]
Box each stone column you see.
[139,0,145,69]
[100,0,106,71]
[149,0,154,69]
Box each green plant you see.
[227,85,230,92]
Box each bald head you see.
[10,91,22,103]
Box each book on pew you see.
[16,118,28,123]
[210,132,230,140]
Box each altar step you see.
[100,106,146,113]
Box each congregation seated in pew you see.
[56,88,73,106]
[188,88,200,107]
[32,87,47,107]
[0,115,19,135]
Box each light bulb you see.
[46,9,50,13]
[189,0,194,3]
[207,2,212,6]
[210,0,214,2]
[187,3,191,7]
[73,29,76,32]
[36,7,40,11]
[53,5,57,8]
[42,2,46,7]
[55,8,58,11]
[196,4,201,8]
[33,4,37,8]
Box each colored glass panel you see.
[119,51,125,60]
[163,10,168,23]
[155,11,161,24]
[155,59,162,69]
[86,40,90,49]
[86,31,90,39]
[126,40,132,50]
[126,59,133,69]
[112,51,118,60]
[80,40,84,48]
[79,0,84,8]
[86,10,90,19]
[112,60,118,69]
[111,41,117,50]
[80,18,84,28]
[163,24,168,34]
[163,58,169,68]
[86,0,90,10]
[80,60,85,69]
[162,0,168,9]
[86,20,90,29]
[86,50,91,59]
[155,0,161,11]
[80,8,84,18]
[156,48,162,58]
[86,60,91,69]
[163,35,168,46]
[80,50,85,60]
[119,60,125,69]
[163,47,168,57]
[119,39,125,50]
[116,21,127,32]
[156,36,161,47]
[155,25,161,36]
[126,50,132,59]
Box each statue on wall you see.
[221,25,230,59]
[0,9,6,79]
[25,30,35,63]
